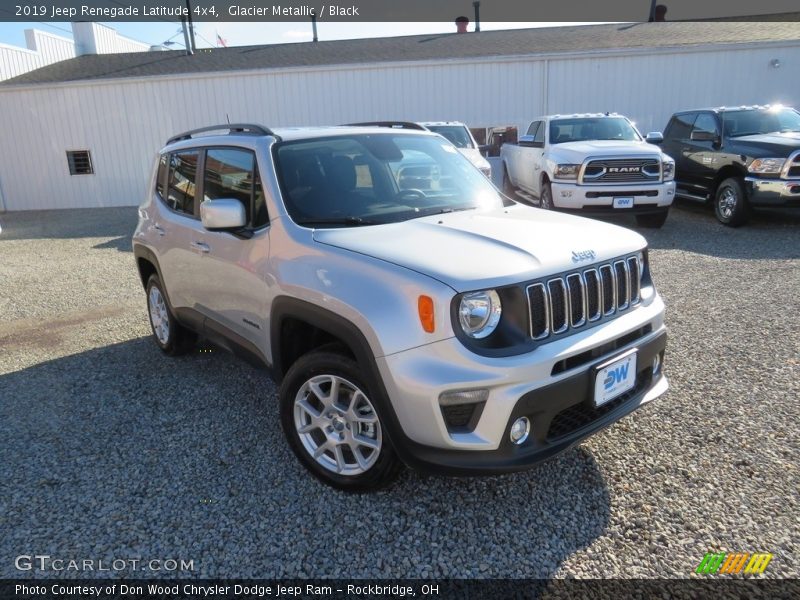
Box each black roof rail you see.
[167,123,280,145]
[345,121,427,131]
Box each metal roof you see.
[3,21,800,87]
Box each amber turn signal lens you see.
[418,295,435,333]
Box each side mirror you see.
[200,199,246,230]
[518,135,543,148]
[690,130,719,143]
[645,132,664,144]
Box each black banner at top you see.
[1,0,799,22]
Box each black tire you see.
[145,274,196,355]
[540,180,554,210]
[279,350,403,492]
[502,165,517,198]
[714,177,750,227]
[636,209,669,229]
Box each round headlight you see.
[458,290,502,339]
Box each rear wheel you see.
[714,177,750,227]
[636,209,669,229]
[145,274,195,355]
[280,350,403,492]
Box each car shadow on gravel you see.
[1,337,611,579]
[599,201,800,260]
[0,207,137,241]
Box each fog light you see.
[510,417,530,445]
[652,353,662,376]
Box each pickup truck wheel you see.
[280,350,403,491]
[145,274,195,355]
[714,177,750,227]
[635,209,669,229]
[502,166,517,197]
[540,181,554,210]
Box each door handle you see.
[152,224,165,236]
[191,241,210,254]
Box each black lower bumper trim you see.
[398,330,667,476]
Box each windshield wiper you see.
[296,216,377,227]
[418,206,477,217]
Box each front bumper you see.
[745,177,800,207]
[376,296,668,475]
[550,180,675,212]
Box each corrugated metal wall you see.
[0,42,798,210]
[544,45,799,133]
[72,22,151,55]
[0,31,75,82]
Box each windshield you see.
[274,134,502,227]
[424,125,475,149]
[722,108,800,137]
[549,117,641,144]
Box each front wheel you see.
[636,209,669,229]
[502,166,517,198]
[279,350,403,491]
[540,180,554,210]
[714,177,750,227]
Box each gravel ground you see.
[0,204,798,580]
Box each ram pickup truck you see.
[134,123,668,491]
[655,105,800,226]
[501,114,676,228]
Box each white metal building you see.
[0,23,149,82]
[0,21,798,211]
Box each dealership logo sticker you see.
[695,552,773,575]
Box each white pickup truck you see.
[501,114,676,228]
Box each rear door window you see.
[665,113,697,141]
[692,113,719,137]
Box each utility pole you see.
[473,1,481,32]
[648,0,657,22]
[181,16,193,55]
[185,0,197,51]
[311,13,318,42]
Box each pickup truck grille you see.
[786,151,800,179]
[527,256,641,340]
[581,159,661,184]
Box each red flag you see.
[216,33,227,48]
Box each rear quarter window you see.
[155,154,168,197]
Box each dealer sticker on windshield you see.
[613,197,634,209]
[594,349,637,407]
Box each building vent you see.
[67,151,93,175]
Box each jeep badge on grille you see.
[572,250,596,262]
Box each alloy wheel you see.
[293,374,382,475]
[148,286,170,345]
[718,187,737,220]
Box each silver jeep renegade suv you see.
[134,123,668,491]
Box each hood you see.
[550,140,665,162]
[458,147,491,170]
[312,205,646,292]
[727,131,800,156]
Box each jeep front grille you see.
[581,158,661,184]
[527,255,642,341]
